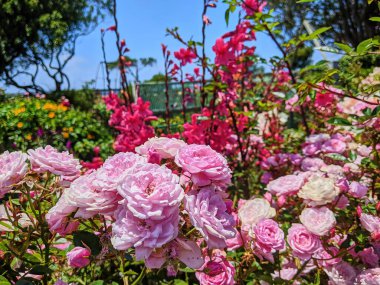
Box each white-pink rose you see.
[299,207,336,236]
[298,175,340,206]
[0,151,28,197]
[238,198,276,227]
[136,137,186,160]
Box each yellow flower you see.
[57,104,68,111]
[17,122,24,128]
[13,107,26,116]
[69,127,74,132]
[25,134,32,140]
[43,102,58,111]
[35,102,41,109]
[62,132,69,139]
[48,112,55,119]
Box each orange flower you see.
[87,134,94,139]
[25,134,32,140]
[17,122,23,128]
[62,132,69,139]
[48,112,55,119]
[13,107,26,116]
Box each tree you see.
[266,0,380,47]
[144,72,167,83]
[0,0,111,93]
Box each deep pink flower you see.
[66,247,91,268]
[0,151,28,198]
[321,139,346,154]
[360,213,380,240]
[242,0,266,16]
[185,187,235,249]
[174,48,197,66]
[358,247,379,268]
[196,253,235,285]
[323,262,357,285]
[253,219,285,253]
[287,223,321,260]
[348,181,368,198]
[175,144,231,187]
[28,146,81,181]
[117,163,184,220]
[355,268,380,284]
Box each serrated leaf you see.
[73,231,102,256]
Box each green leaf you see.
[73,231,102,256]
[225,8,230,26]
[174,280,188,285]
[305,27,331,40]
[327,117,351,126]
[90,281,105,285]
[334,42,353,53]
[356,38,378,54]
[0,276,11,285]
[369,17,380,22]
[324,153,347,162]
[296,0,315,2]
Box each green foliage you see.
[0,97,114,160]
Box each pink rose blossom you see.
[355,268,380,284]
[252,219,285,253]
[324,262,357,285]
[360,213,380,234]
[65,171,122,218]
[66,247,91,268]
[145,238,204,269]
[314,247,342,267]
[135,137,186,160]
[267,174,304,196]
[94,152,146,192]
[299,207,336,236]
[358,247,379,268]
[348,182,368,198]
[185,187,235,249]
[28,146,81,181]
[46,194,79,235]
[196,253,235,285]
[321,139,346,154]
[111,203,179,259]
[287,223,321,260]
[175,144,231,187]
[117,163,183,220]
[0,151,28,198]
[301,157,325,172]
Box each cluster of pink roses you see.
[40,137,238,282]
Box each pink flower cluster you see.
[104,93,156,152]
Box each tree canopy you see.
[0,0,111,93]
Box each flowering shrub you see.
[0,97,114,161]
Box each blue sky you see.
[1,0,334,93]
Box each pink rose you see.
[360,213,380,234]
[28,146,81,181]
[117,163,184,220]
[185,187,235,249]
[66,247,91,268]
[324,262,357,285]
[348,182,368,198]
[287,223,321,260]
[135,137,187,160]
[0,151,28,198]
[145,238,204,269]
[301,157,325,172]
[355,268,380,284]
[267,174,304,196]
[65,171,121,218]
[196,253,235,285]
[299,207,336,236]
[321,139,346,154]
[253,219,285,253]
[94,152,146,192]
[314,247,341,267]
[46,194,79,235]
[175,144,231,187]
[226,230,243,251]
[358,247,379,268]
[111,203,179,259]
